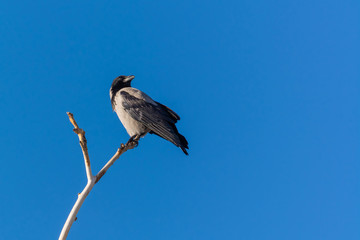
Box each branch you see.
[95,142,136,183]
[59,112,137,240]
[66,112,93,181]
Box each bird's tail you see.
[178,133,189,155]
[149,128,189,155]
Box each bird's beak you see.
[125,75,135,82]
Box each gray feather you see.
[120,91,183,147]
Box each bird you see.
[110,75,189,155]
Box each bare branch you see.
[66,112,93,181]
[59,112,137,240]
[66,112,79,129]
[59,180,95,240]
[95,141,137,183]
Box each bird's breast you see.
[113,92,148,137]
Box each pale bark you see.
[59,112,137,240]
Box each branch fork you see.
[59,112,137,240]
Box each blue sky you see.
[0,0,359,239]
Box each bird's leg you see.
[132,135,140,147]
[126,135,140,147]
[125,135,135,146]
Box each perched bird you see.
[110,75,189,155]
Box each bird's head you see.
[112,75,135,87]
[110,75,135,94]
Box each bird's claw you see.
[127,140,138,148]
[124,140,138,149]
[125,135,140,148]
[133,140,138,147]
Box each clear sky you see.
[0,0,359,239]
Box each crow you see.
[110,75,189,155]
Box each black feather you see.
[120,91,189,154]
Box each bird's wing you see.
[155,101,180,122]
[120,91,181,145]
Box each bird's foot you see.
[125,140,138,148]
[125,135,139,148]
